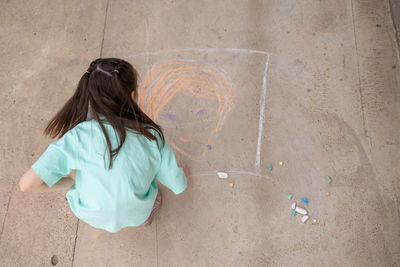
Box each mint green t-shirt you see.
[31,116,187,233]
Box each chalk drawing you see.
[255,55,270,173]
[138,60,234,160]
[197,108,206,115]
[166,112,176,120]
[155,114,219,129]
[130,48,271,175]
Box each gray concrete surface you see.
[390,0,400,49]
[1,0,399,266]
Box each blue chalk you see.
[301,198,309,204]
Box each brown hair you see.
[43,58,164,169]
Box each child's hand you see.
[178,164,190,178]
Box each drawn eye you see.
[197,108,206,115]
[166,112,176,120]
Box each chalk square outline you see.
[128,48,271,176]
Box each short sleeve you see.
[155,137,187,195]
[31,130,77,187]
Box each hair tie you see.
[85,68,117,76]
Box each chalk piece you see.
[291,202,296,210]
[217,171,228,179]
[287,194,293,200]
[279,161,283,166]
[206,144,212,150]
[229,183,234,188]
[326,191,330,196]
[312,219,317,223]
[268,166,273,171]
[167,113,176,120]
[301,215,309,223]
[301,198,309,204]
[295,206,307,215]
[197,108,206,115]
[326,176,332,184]
[292,209,296,216]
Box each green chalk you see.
[287,194,293,200]
[292,209,296,216]
[326,176,332,184]
[268,166,273,171]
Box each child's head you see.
[86,58,139,103]
[44,58,164,169]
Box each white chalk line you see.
[191,170,273,181]
[255,55,270,173]
[127,48,274,59]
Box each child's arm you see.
[21,129,78,193]
[19,168,75,193]
[155,139,188,194]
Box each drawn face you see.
[158,92,219,158]
[138,61,234,160]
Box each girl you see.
[19,58,189,233]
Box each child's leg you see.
[69,169,76,181]
[64,170,76,200]
[138,190,162,227]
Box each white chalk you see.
[301,215,309,223]
[312,219,317,223]
[291,202,296,210]
[217,172,228,179]
[295,206,307,215]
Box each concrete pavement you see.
[0,0,399,266]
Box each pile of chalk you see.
[291,202,309,223]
